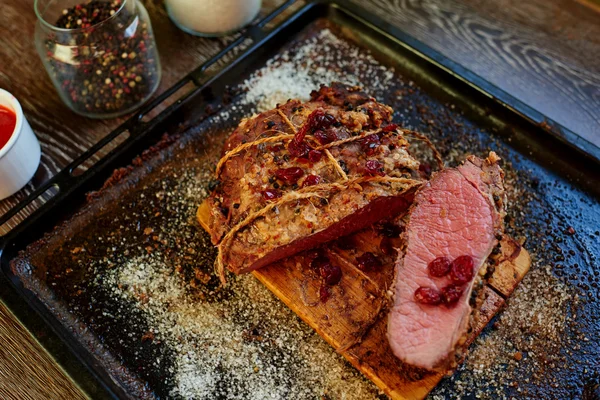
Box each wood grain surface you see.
[363,0,600,147]
[0,302,86,400]
[0,0,598,398]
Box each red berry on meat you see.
[261,189,281,201]
[302,174,321,187]
[356,252,382,271]
[359,134,381,155]
[450,255,474,284]
[287,140,311,158]
[428,257,451,277]
[414,287,442,305]
[321,263,342,286]
[365,160,385,176]
[314,129,338,145]
[441,284,464,305]
[312,110,336,131]
[275,167,304,184]
[308,149,322,163]
[293,110,337,152]
[381,123,398,132]
[314,130,327,144]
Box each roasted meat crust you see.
[207,83,424,279]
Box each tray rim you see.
[0,0,599,399]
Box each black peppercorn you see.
[338,160,349,174]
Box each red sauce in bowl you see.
[0,105,17,151]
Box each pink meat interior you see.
[387,164,496,370]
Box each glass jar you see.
[34,0,161,119]
[165,0,261,37]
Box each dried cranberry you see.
[308,149,322,163]
[380,237,396,256]
[450,255,474,284]
[419,163,432,178]
[356,252,382,271]
[359,134,381,155]
[302,174,321,187]
[376,222,403,238]
[319,285,331,302]
[321,264,342,286]
[287,140,311,158]
[275,167,304,184]
[338,160,349,174]
[428,257,451,278]
[261,189,281,201]
[312,110,336,131]
[292,110,336,152]
[365,160,385,176]
[441,284,464,305]
[381,123,398,133]
[313,130,327,144]
[314,129,338,145]
[290,120,310,146]
[414,287,442,305]
[336,235,355,250]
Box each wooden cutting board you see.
[196,201,530,400]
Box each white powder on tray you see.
[239,29,395,113]
[104,255,379,399]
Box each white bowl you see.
[0,89,41,200]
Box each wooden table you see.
[0,0,599,398]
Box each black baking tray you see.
[1,1,599,399]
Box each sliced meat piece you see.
[226,184,418,274]
[207,83,423,280]
[387,153,505,371]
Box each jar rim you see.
[34,0,129,33]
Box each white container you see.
[0,89,42,200]
[166,0,261,37]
